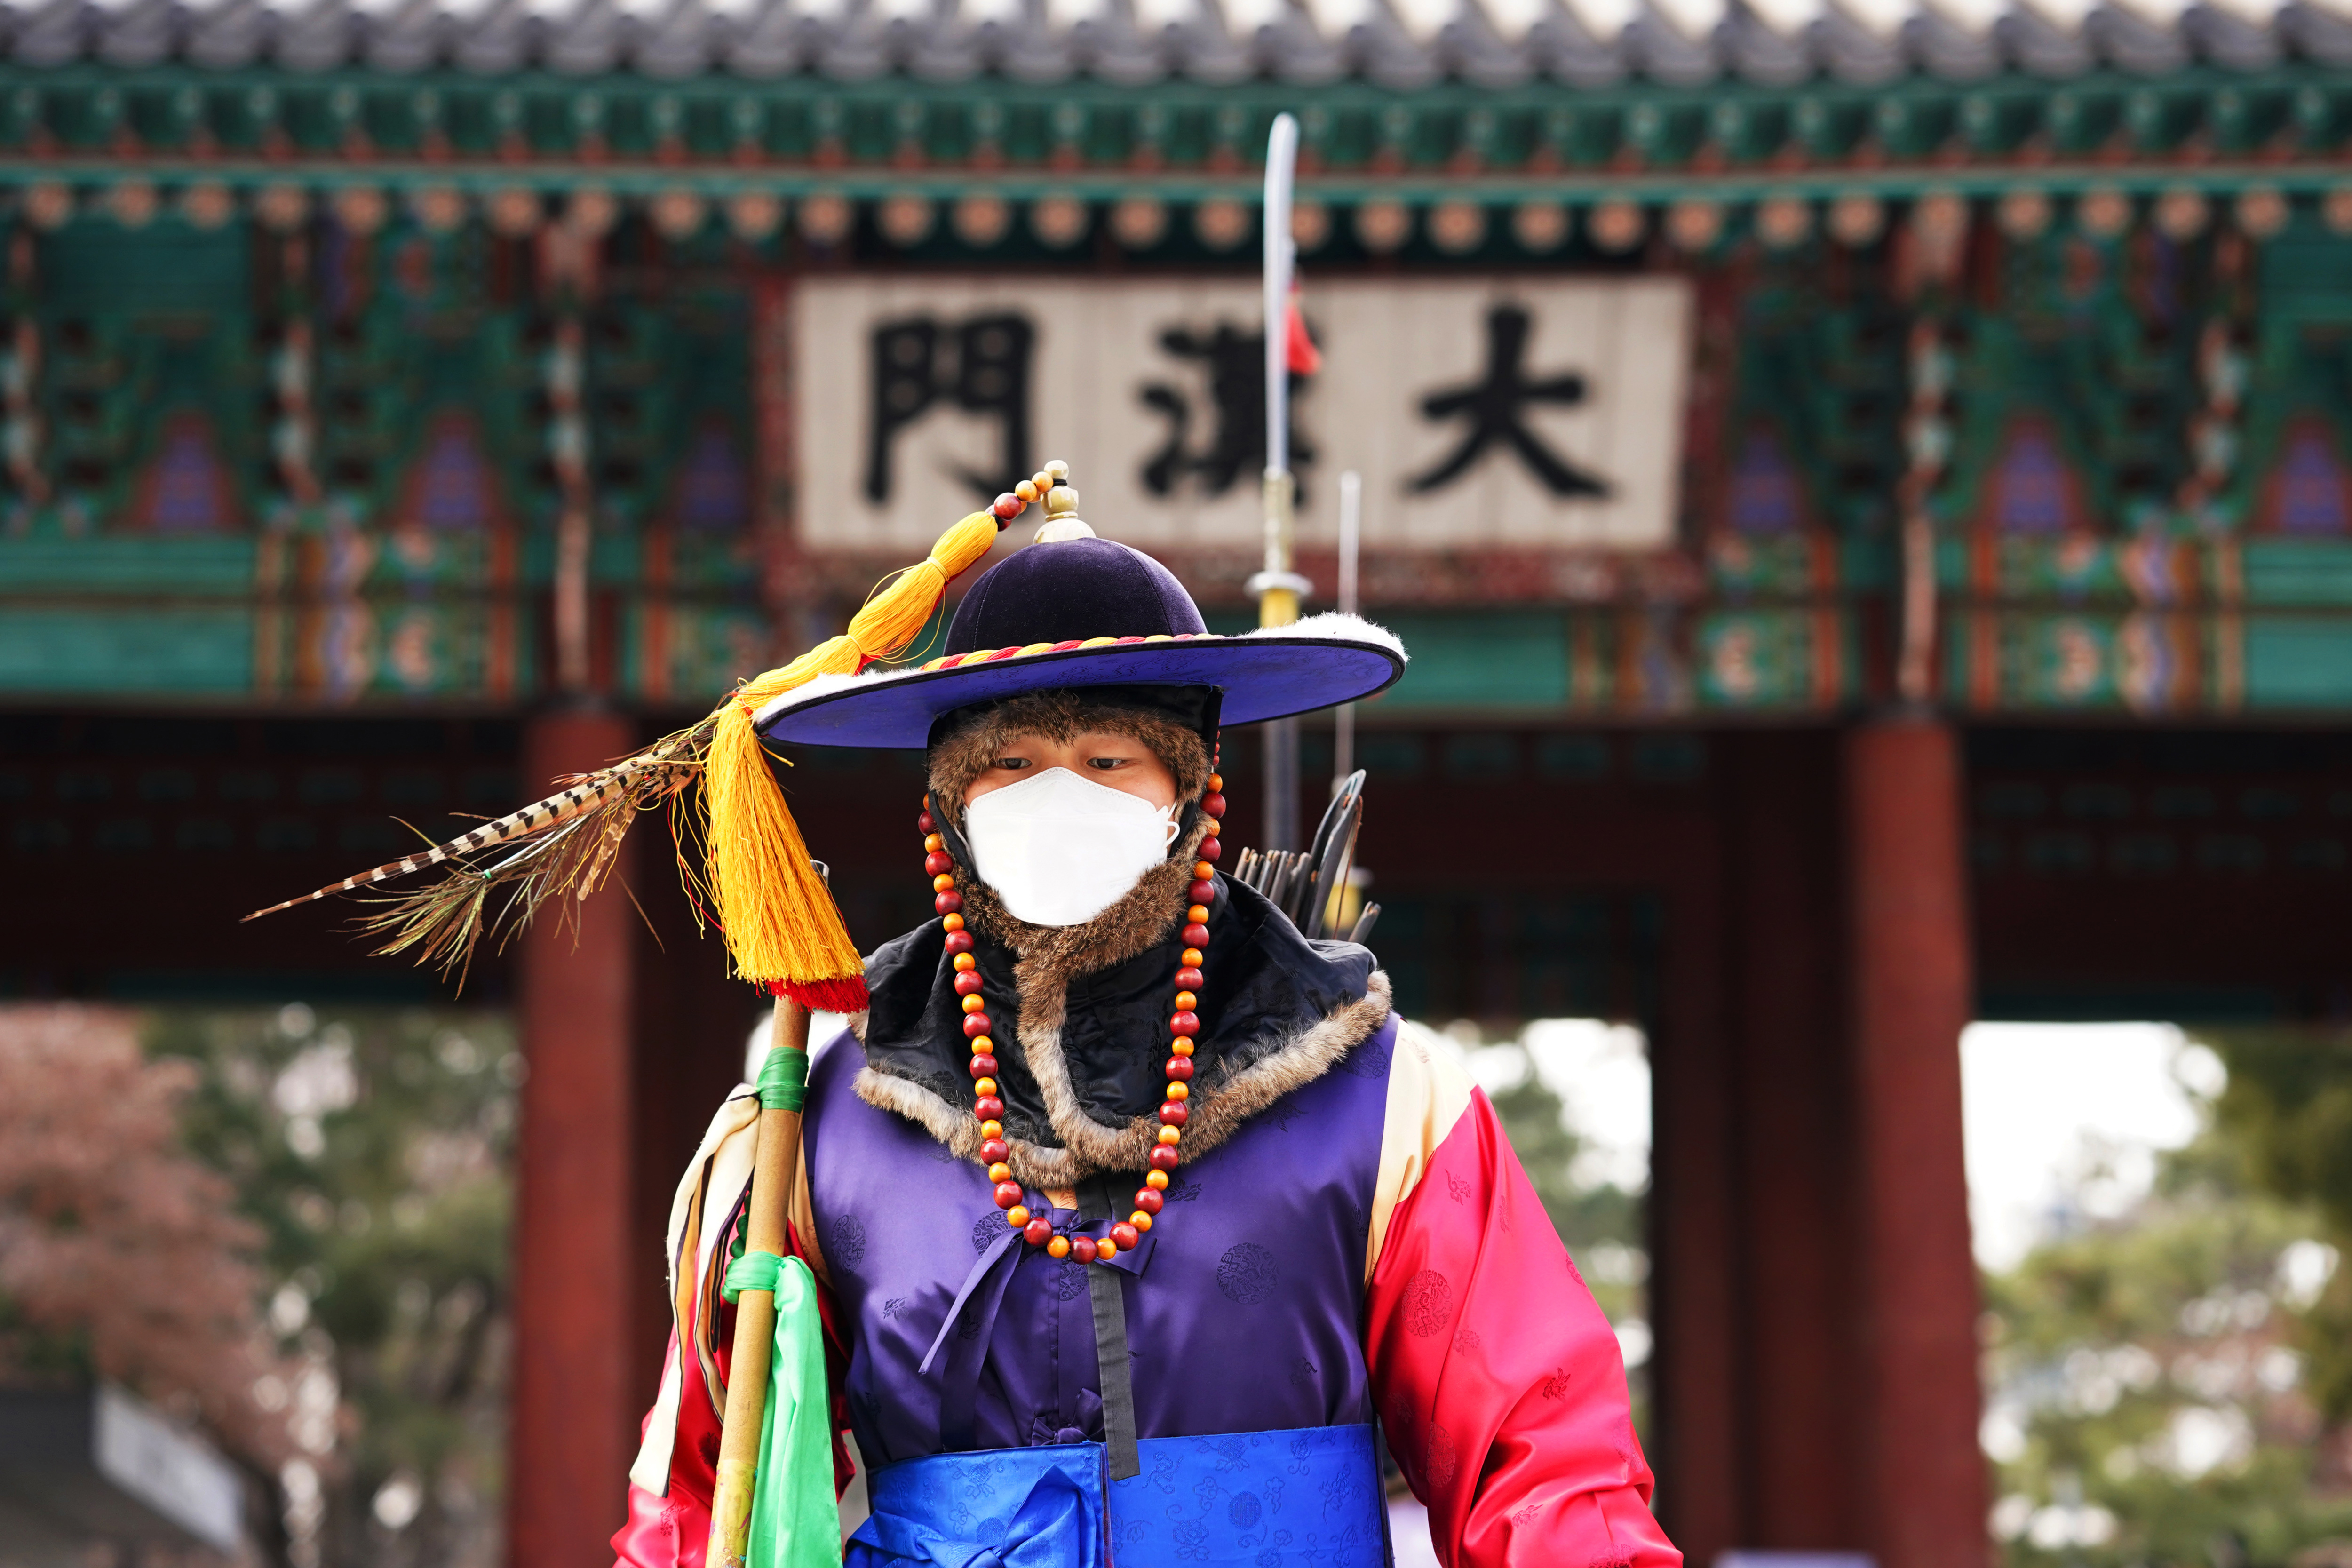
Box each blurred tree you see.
[146,1004,518,1568]
[1982,1046,2352,1568]
[2206,1028,2352,1441]
[0,1004,294,1552]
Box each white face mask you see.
[961,766,1181,927]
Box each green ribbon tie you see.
[722,1250,781,1304]
[759,1046,810,1112]
[717,1250,838,1567]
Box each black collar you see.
[857,875,1375,1157]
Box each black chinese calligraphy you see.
[865,312,1035,505]
[1137,323,1313,501]
[1407,304,1610,498]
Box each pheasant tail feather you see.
[241,767,643,923]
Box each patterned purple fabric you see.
[801,1014,1399,1466]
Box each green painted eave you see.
[0,60,2345,203]
[0,535,256,593]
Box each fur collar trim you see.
[851,975,1392,1187]
[848,830,1388,1185]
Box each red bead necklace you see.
[920,765,1227,1265]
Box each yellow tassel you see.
[704,509,1003,1005]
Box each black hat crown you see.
[945,537,1207,655]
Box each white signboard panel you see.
[793,276,1690,553]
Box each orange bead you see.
[944,913,965,932]
[1016,479,1040,502]
[1006,1204,1030,1227]
[934,873,957,893]
[925,833,945,852]
[954,952,977,972]
[1145,1170,1169,1190]
[1048,1235,1071,1258]
[961,994,987,1015]
[976,1077,998,1097]
[1187,905,1211,925]
[1167,1082,1189,1101]
[1174,990,1197,1011]
[1157,1126,1182,1146]
[980,1119,1003,1139]
[1207,773,1224,793]
[988,1162,1013,1183]
[1181,947,1204,967]
[1192,862,1215,881]
[1129,1211,1153,1232]
[1172,1039,1194,1057]
[1096,1240,1118,1262]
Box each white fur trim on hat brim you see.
[751,612,1408,750]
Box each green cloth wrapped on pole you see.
[721,1250,841,1568]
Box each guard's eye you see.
[991,757,1032,771]
[1086,756,1127,770]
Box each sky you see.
[1449,1017,1655,1194]
[1443,1014,2216,1276]
[1960,1021,2220,1272]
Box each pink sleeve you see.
[1365,1087,1681,1568]
[613,1479,708,1568]
[611,1375,713,1568]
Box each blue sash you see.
[847,1423,1388,1568]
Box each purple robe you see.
[801,1014,1397,1465]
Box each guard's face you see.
[963,729,1178,814]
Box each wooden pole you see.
[705,996,813,1568]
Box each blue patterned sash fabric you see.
[848,1423,1387,1568]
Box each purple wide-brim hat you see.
[755,535,1406,750]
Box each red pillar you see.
[1726,731,1863,1548]
[1647,813,1744,1560]
[509,708,640,1568]
[1843,717,1986,1568]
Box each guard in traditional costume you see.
[248,460,1676,1568]
[608,472,1680,1568]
